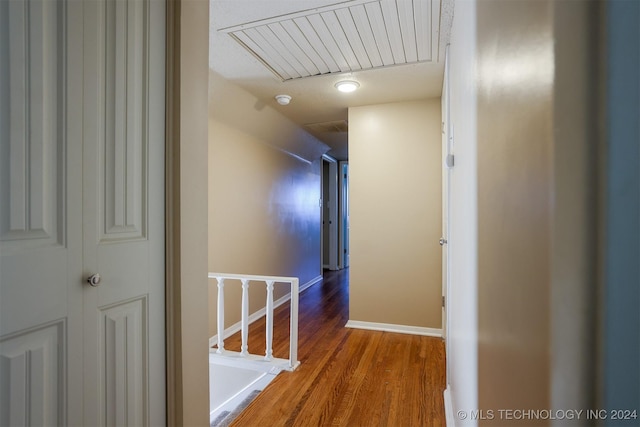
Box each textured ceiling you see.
[210,0,454,160]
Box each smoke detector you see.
[275,94,291,105]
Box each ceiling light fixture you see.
[275,94,291,105]
[335,80,360,93]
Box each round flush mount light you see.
[275,94,291,105]
[335,80,360,93]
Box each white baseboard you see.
[345,320,443,338]
[209,275,323,347]
[444,386,455,427]
[300,275,323,293]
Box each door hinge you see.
[442,296,445,307]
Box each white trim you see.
[302,275,323,292]
[209,275,322,347]
[345,320,443,337]
[441,43,452,384]
[444,386,455,427]
[209,349,300,372]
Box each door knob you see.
[439,238,447,246]
[87,273,101,287]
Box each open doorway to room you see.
[322,155,339,271]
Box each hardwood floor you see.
[220,268,446,427]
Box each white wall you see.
[446,0,478,424]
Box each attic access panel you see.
[219,0,442,81]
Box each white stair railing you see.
[208,272,300,371]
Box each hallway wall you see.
[348,99,443,330]
[446,0,479,423]
[446,1,599,425]
[208,72,324,337]
[475,0,554,417]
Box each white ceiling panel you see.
[306,13,352,72]
[365,2,395,66]
[255,26,306,76]
[268,22,320,76]
[220,0,441,81]
[351,4,384,67]
[335,8,372,69]
[320,11,362,70]
[279,20,331,74]
[292,17,341,73]
[414,0,432,61]
[380,0,406,63]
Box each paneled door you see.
[0,1,84,424]
[0,0,166,425]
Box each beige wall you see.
[474,1,598,423]
[349,99,442,329]
[208,73,323,337]
[476,0,554,420]
[551,0,598,415]
[446,1,600,424]
[167,0,210,425]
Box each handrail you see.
[208,272,300,371]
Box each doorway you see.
[339,161,350,269]
[322,155,339,271]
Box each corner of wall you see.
[446,0,479,423]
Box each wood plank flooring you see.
[219,268,446,427]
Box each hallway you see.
[219,269,446,426]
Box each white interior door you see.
[82,0,165,425]
[0,1,84,424]
[0,0,165,425]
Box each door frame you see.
[441,45,452,384]
[165,0,211,425]
[338,161,349,269]
[321,154,339,271]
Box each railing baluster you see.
[208,272,300,371]
[240,279,250,357]
[289,278,299,369]
[216,278,225,354]
[265,280,274,361]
